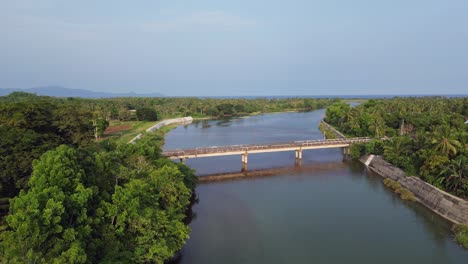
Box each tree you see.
[2,146,93,263]
[431,125,462,157]
[136,108,158,121]
[0,126,62,198]
[325,102,350,127]
[103,166,191,263]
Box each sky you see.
[1,0,467,96]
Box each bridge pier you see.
[342,147,350,160]
[295,149,303,160]
[294,148,303,167]
[241,152,248,172]
[342,147,350,155]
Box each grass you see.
[318,123,337,139]
[158,124,178,134]
[103,119,183,144]
[383,178,416,201]
[103,120,158,144]
[453,225,468,249]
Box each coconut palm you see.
[369,115,386,138]
[431,125,462,157]
[384,136,412,156]
[440,156,467,195]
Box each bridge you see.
[162,137,373,170]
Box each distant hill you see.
[0,86,164,98]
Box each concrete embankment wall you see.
[320,121,347,139]
[362,155,468,225]
[129,117,193,143]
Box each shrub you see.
[365,140,384,155]
[383,178,416,201]
[349,143,365,159]
[136,107,158,121]
[453,225,468,249]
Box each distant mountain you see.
[0,86,164,98]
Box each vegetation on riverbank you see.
[318,123,337,139]
[325,97,467,198]
[454,225,468,249]
[0,95,337,121]
[383,178,416,201]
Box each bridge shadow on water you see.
[197,161,351,183]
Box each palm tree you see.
[346,108,361,134]
[384,136,412,156]
[431,125,462,157]
[369,115,386,138]
[440,156,467,195]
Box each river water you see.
[164,110,467,264]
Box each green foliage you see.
[0,97,96,200]
[136,107,158,121]
[453,225,468,249]
[364,139,384,155]
[318,123,337,139]
[2,146,93,263]
[383,178,416,201]
[349,143,365,160]
[0,132,197,263]
[383,178,401,189]
[324,102,351,127]
[325,97,467,198]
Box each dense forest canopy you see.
[325,97,467,197]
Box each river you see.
[163,110,467,264]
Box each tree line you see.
[325,97,467,198]
[6,95,336,121]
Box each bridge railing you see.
[162,137,373,157]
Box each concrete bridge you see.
[162,137,373,170]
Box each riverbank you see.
[361,154,468,247]
[128,117,193,143]
[361,155,468,225]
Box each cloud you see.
[142,10,257,33]
[1,8,257,38]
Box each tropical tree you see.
[2,146,93,263]
[431,125,462,157]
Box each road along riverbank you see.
[129,117,193,143]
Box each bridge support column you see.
[295,148,302,167]
[342,147,350,155]
[241,152,248,172]
[342,147,350,160]
[295,149,303,160]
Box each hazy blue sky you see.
[2,0,467,96]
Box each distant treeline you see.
[91,97,337,119]
[325,97,467,198]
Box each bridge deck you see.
[162,137,372,159]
